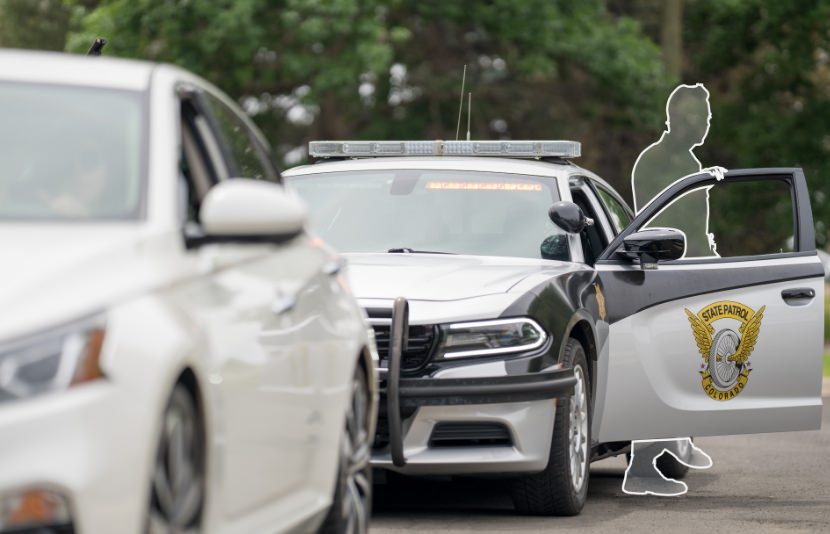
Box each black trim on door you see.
[596,260,823,324]
[597,168,816,264]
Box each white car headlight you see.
[0,314,106,402]
[438,318,548,359]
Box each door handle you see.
[781,287,815,303]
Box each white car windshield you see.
[288,169,568,259]
[0,82,145,221]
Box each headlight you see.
[0,314,106,402]
[438,318,548,359]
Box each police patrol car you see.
[284,140,825,515]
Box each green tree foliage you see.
[1,0,826,246]
[60,0,670,196]
[0,0,69,50]
[686,0,830,246]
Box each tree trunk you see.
[661,0,683,79]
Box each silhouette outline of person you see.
[623,438,713,496]
[631,83,726,257]
[623,83,726,496]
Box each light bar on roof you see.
[308,140,581,159]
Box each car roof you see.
[0,49,156,92]
[284,156,580,179]
[283,155,624,199]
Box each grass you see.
[825,352,830,377]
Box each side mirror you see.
[198,179,307,242]
[621,227,685,268]
[549,201,593,234]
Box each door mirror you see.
[621,227,685,266]
[200,179,307,240]
[549,201,592,234]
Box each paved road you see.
[371,383,829,533]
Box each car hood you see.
[344,253,580,302]
[0,225,174,340]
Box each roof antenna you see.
[87,37,107,56]
[466,92,472,141]
[455,65,467,140]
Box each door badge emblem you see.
[685,301,765,401]
[594,283,607,321]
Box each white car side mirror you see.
[200,179,307,240]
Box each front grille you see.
[370,319,438,372]
[428,422,513,447]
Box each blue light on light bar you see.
[308,140,581,159]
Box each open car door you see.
[593,168,824,443]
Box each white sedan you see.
[0,50,377,534]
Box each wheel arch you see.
[174,366,205,426]
[166,366,209,487]
[562,312,598,402]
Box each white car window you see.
[0,82,144,220]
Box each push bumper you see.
[385,367,577,409]
[380,297,575,471]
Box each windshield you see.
[288,169,567,259]
[0,82,145,221]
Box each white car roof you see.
[282,156,623,200]
[284,156,579,180]
[0,49,156,91]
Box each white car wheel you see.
[320,365,372,534]
[147,385,204,534]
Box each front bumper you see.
[0,383,153,534]
[375,297,575,475]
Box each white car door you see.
[593,168,824,442]
[175,86,320,518]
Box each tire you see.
[320,364,373,534]
[511,338,590,516]
[147,384,205,534]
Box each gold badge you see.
[685,301,765,401]
[594,283,607,321]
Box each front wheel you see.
[511,338,590,516]
[320,364,373,534]
[147,384,205,534]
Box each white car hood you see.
[344,253,578,302]
[0,226,175,340]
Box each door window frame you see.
[569,176,616,243]
[588,179,634,236]
[596,168,815,265]
[197,91,281,183]
[177,85,227,223]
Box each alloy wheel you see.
[569,365,589,492]
[339,371,372,534]
[148,387,203,534]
